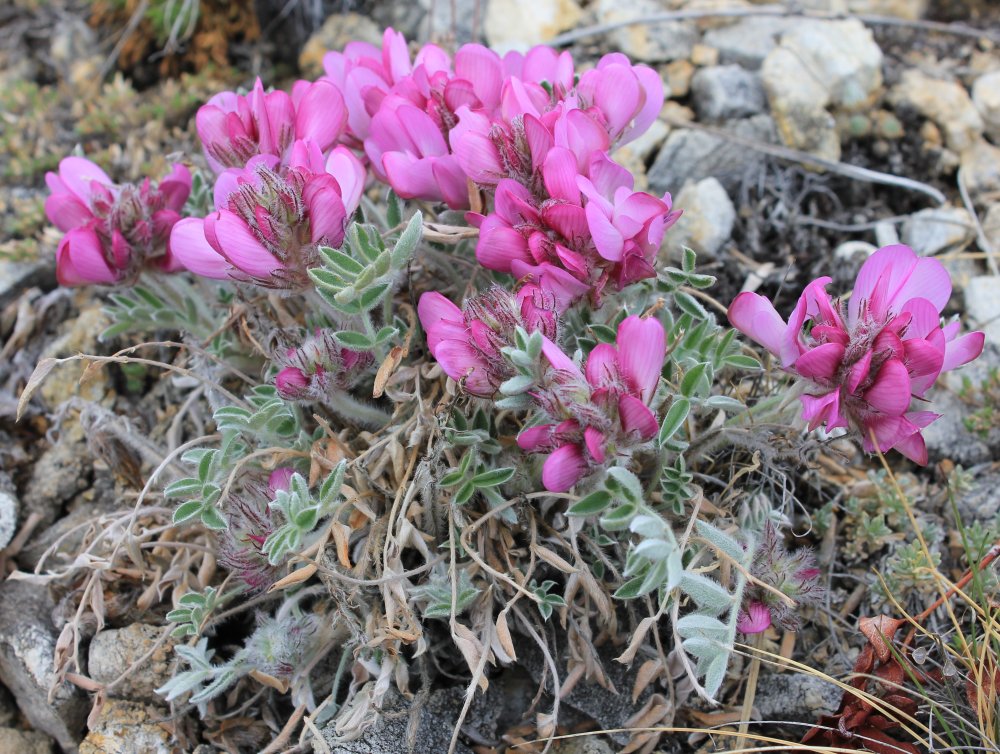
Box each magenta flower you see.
[418,285,559,397]
[366,94,469,209]
[729,244,985,464]
[45,157,191,286]
[271,329,373,402]
[196,78,348,173]
[171,149,365,287]
[575,54,664,147]
[519,315,665,492]
[736,601,772,634]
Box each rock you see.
[422,0,481,44]
[960,139,1000,197]
[613,120,669,190]
[973,70,1000,144]
[781,20,883,110]
[965,276,1000,345]
[664,178,736,260]
[703,17,796,70]
[690,43,719,67]
[298,13,383,78]
[49,16,98,87]
[847,0,928,18]
[923,390,992,467]
[21,418,92,529]
[595,0,696,62]
[874,220,900,247]
[761,48,839,161]
[834,240,876,263]
[0,258,55,310]
[891,70,983,153]
[88,625,175,703]
[0,728,54,754]
[648,114,776,196]
[762,19,884,161]
[0,580,88,752]
[664,59,694,98]
[320,685,507,754]
[691,65,766,123]
[484,0,583,54]
[78,700,174,754]
[754,674,841,722]
[983,203,1000,250]
[0,475,17,550]
[901,207,974,256]
[0,685,16,728]
[37,304,112,411]
[955,466,1000,526]
[550,738,615,754]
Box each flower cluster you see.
[272,329,373,402]
[729,245,985,464]
[45,157,191,286]
[519,316,666,491]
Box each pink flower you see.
[575,54,664,147]
[171,150,365,287]
[736,601,772,634]
[729,244,985,464]
[45,157,192,286]
[272,329,373,402]
[366,94,469,209]
[419,285,559,397]
[577,152,680,289]
[519,316,665,492]
[196,78,347,173]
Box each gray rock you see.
[846,0,928,19]
[550,738,615,754]
[955,466,1000,527]
[321,683,505,754]
[691,65,766,123]
[0,685,16,728]
[780,20,884,111]
[0,727,54,754]
[960,138,1000,198]
[78,700,175,754]
[762,19,884,161]
[702,17,796,70]
[972,70,1000,144]
[297,13,383,78]
[965,276,1000,346]
[834,240,877,263]
[874,220,900,247]
[664,178,736,260]
[0,580,88,752]
[21,419,92,529]
[890,70,983,153]
[901,207,974,256]
[0,258,55,310]
[595,0,696,62]
[754,674,841,723]
[88,625,175,703]
[922,390,992,467]
[648,115,776,197]
[0,475,17,551]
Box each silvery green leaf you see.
[607,467,643,505]
[676,613,728,639]
[657,397,690,446]
[495,394,532,410]
[633,539,677,560]
[702,653,729,700]
[681,636,722,660]
[391,210,423,266]
[637,557,669,596]
[666,548,684,590]
[679,571,733,615]
[703,395,746,413]
[630,514,666,539]
[499,375,534,395]
[695,520,746,564]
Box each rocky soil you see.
[1,0,999,752]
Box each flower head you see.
[271,329,373,402]
[170,148,365,288]
[45,157,191,286]
[729,245,985,464]
[196,78,347,173]
[519,315,665,491]
[419,285,559,397]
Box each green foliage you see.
[165,586,229,638]
[411,569,481,619]
[263,464,346,564]
[529,579,567,621]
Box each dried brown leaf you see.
[531,544,578,574]
[17,357,58,420]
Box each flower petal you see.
[541,444,589,492]
[616,316,665,403]
[793,342,845,383]
[864,358,911,416]
[212,211,282,279]
[56,227,117,286]
[941,330,985,373]
[728,292,787,361]
[169,217,231,279]
[619,394,659,439]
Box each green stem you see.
[325,390,391,429]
